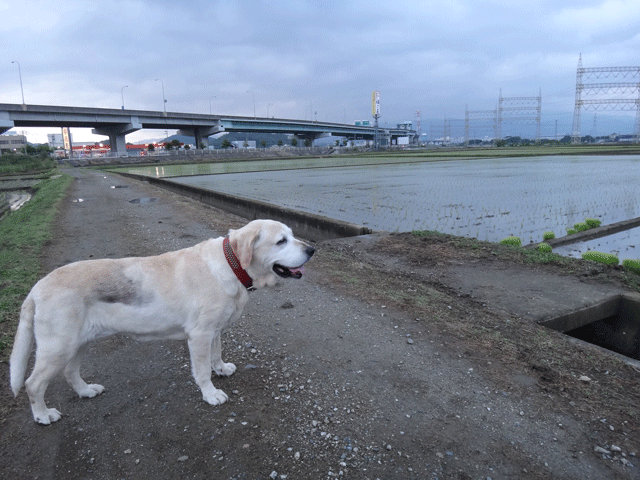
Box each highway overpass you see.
[0,103,415,152]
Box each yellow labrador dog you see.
[10,219,314,424]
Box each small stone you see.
[294,451,300,460]
[270,471,278,479]
[177,455,189,462]
[611,445,622,453]
[124,449,132,454]
[594,446,610,455]
[407,338,414,344]
[579,375,591,382]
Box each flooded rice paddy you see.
[161,155,640,261]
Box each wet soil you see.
[1,168,639,480]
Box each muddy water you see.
[171,155,640,260]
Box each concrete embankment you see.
[117,172,371,241]
[526,216,640,250]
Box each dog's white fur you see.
[10,219,314,424]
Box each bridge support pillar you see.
[178,122,224,150]
[295,132,323,146]
[0,111,15,135]
[92,117,142,154]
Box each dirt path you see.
[1,168,638,479]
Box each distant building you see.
[47,133,68,148]
[0,134,27,153]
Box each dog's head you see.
[228,220,315,288]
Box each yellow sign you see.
[372,91,380,116]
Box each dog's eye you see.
[277,238,287,245]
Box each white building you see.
[0,134,27,153]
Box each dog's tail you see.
[10,294,36,396]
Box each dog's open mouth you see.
[273,264,305,279]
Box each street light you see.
[267,102,274,118]
[155,79,167,114]
[121,85,128,110]
[247,90,255,119]
[11,61,25,104]
[209,95,216,115]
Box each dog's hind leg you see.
[211,333,236,377]
[25,349,69,424]
[188,332,229,406]
[64,344,105,398]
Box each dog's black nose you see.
[306,246,315,257]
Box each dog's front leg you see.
[211,333,236,377]
[187,333,228,406]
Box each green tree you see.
[291,138,298,147]
[304,139,312,147]
[221,139,232,149]
[148,143,155,151]
[277,140,283,146]
[260,140,267,148]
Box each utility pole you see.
[571,54,640,144]
[372,91,380,150]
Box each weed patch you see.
[0,174,72,360]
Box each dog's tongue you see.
[290,266,305,279]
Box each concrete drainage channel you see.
[117,172,372,241]
[539,293,640,364]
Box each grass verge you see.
[0,174,73,360]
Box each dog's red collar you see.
[223,237,256,292]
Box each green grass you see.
[622,259,640,275]
[0,153,56,175]
[0,174,73,359]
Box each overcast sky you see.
[2,0,640,143]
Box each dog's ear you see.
[230,226,260,270]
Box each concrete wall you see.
[118,172,372,241]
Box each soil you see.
[1,167,639,480]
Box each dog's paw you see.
[213,362,236,377]
[34,408,62,425]
[202,388,229,406]
[78,384,105,398]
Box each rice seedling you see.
[585,218,602,229]
[581,251,619,266]
[543,231,555,241]
[500,236,522,246]
[537,243,552,253]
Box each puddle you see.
[129,197,157,204]
[540,294,640,361]
[8,193,32,211]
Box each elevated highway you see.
[0,103,415,152]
